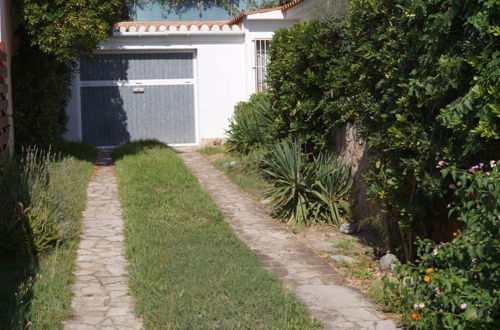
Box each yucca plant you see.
[311,153,353,226]
[263,138,352,226]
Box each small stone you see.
[339,222,360,234]
[261,197,273,205]
[331,255,359,264]
[379,253,399,272]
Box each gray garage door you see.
[79,52,196,146]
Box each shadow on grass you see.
[112,139,171,161]
[0,163,39,328]
[0,141,97,328]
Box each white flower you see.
[490,160,496,168]
[460,303,467,310]
[418,303,425,309]
[433,249,439,256]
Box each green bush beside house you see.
[226,0,499,326]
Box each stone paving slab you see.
[177,147,398,330]
[65,151,142,330]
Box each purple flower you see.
[434,287,441,296]
[447,204,452,209]
[449,184,456,190]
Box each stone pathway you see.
[65,151,142,330]
[177,148,398,330]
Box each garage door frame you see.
[75,49,200,147]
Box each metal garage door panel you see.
[81,85,196,146]
[80,53,194,81]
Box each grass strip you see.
[199,146,270,198]
[0,142,95,329]
[28,156,94,329]
[115,142,321,329]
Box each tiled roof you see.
[228,0,306,25]
[115,0,307,33]
[115,21,241,33]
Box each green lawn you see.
[0,142,94,329]
[199,146,270,199]
[114,142,321,329]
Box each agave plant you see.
[263,138,352,226]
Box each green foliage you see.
[385,162,500,328]
[14,0,123,63]
[12,43,72,147]
[267,19,356,151]
[263,138,352,226]
[226,93,275,153]
[345,0,500,260]
[11,0,124,147]
[0,143,94,328]
[0,144,96,255]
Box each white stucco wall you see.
[64,15,301,145]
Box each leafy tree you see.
[14,0,124,63]
[346,0,499,260]
[12,0,125,146]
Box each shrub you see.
[0,146,93,255]
[263,138,352,226]
[226,93,275,154]
[384,161,500,328]
[267,19,356,151]
[346,0,500,260]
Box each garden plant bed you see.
[0,142,96,329]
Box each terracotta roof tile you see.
[115,0,307,33]
[228,0,306,25]
[115,21,239,33]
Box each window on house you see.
[254,39,270,93]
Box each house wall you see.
[0,0,14,155]
[64,33,249,144]
[64,13,300,146]
[243,18,295,96]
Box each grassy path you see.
[114,142,321,329]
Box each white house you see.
[64,0,317,147]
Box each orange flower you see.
[423,275,431,282]
[412,313,422,320]
[426,268,434,274]
[453,230,462,237]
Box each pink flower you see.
[449,184,456,190]
[436,160,447,169]
[460,303,467,310]
[434,288,441,296]
[469,163,485,173]
[447,204,452,209]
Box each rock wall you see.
[334,122,381,221]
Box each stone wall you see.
[333,122,381,221]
